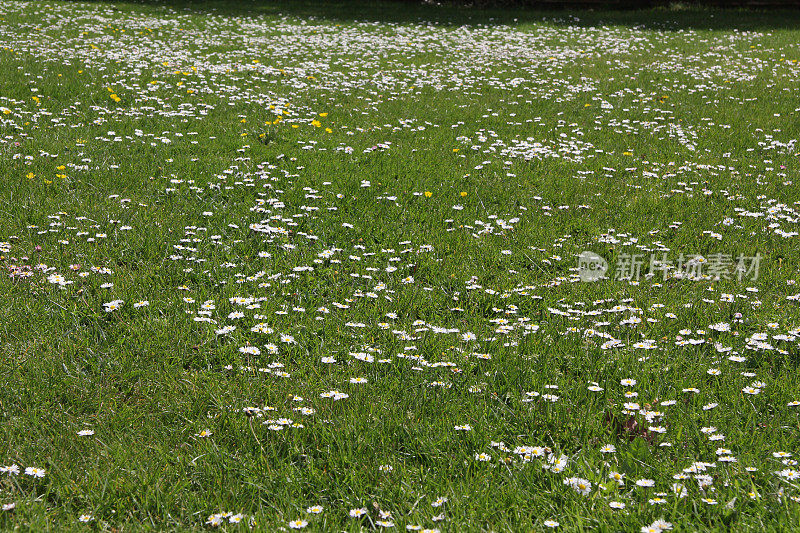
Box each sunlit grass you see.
[1,1,800,531]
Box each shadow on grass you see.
[68,0,800,31]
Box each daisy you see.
[24,467,46,478]
[349,508,367,518]
[565,477,592,495]
[1,465,20,475]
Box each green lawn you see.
[1,1,800,531]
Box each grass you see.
[1,0,800,531]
